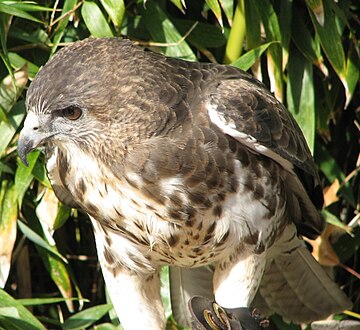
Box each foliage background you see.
[0,0,359,329]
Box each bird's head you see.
[18,38,164,166]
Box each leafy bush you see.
[0,0,359,329]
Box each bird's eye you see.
[62,106,82,120]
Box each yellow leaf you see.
[305,225,340,266]
[323,178,340,206]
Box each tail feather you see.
[169,266,214,327]
[254,226,352,323]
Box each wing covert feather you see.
[204,65,324,211]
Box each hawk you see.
[18,38,351,329]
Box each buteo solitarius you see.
[18,38,351,329]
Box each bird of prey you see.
[18,38,351,329]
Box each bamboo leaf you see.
[8,52,39,78]
[62,304,113,330]
[223,0,245,64]
[219,0,234,26]
[231,41,279,71]
[316,144,355,207]
[31,156,51,188]
[278,0,292,65]
[51,0,79,54]
[17,220,68,264]
[173,19,226,48]
[291,14,327,75]
[81,1,114,38]
[0,3,43,23]
[205,0,223,29]
[99,0,125,30]
[18,297,88,306]
[345,43,359,106]
[14,150,40,205]
[24,211,80,312]
[0,67,28,115]
[142,2,196,61]
[169,0,186,13]
[36,188,70,231]
[43,247,74,312]
[0,289,46,330]
[93,323,121,330]
[305,0,324,26]
[252,0,283,99]
[244,0,261,49]
[286,47,315,153]
[0,182,17,288]
[0,101,26,157]
[322,210,352,234]
[307,0,346,81]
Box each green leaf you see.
[0,14,13,80]
[219,0,234,26]
[286,47,315,153]
[0,101,26,157]
[17,220,68,264]
[43,249,74,312]
[244,0,261,49]
[315,143,355,207]
[24,210,81,312]
[173,19,226,48]
[231,41,279,71]
[51,0,78,54]
[99,0,125,30]
[334,226,360,263]
[31,156,51,188]
[345,43,360,105]
[169,0,185,13]
[322,210,352,234]
[8,26,49,44]
[0,68,28,116]
[8,52,39,78]
[0,1,54,12]
[0,161,13,175]
[93,323,122,330]
[307,0,346,80]
[17,297,88,306]
[0,182,17,287]
[223,0,246,64]
[0,289,46,330]
[62,304,113,330]
[279,0,292,53]
[161,266,172,318]
[54,202,71,230]
[291,14,324,69]
[142,1,196,61]
[0,3,43,23]
[305,0,325,26]
[14,149,40,205]
[81,1,114,38]
[205,0,223,29]
[252,0,283,99]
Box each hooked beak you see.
[17,112,50,166]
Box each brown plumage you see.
[18,38,351,329]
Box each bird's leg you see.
[213,251,266,309]
[91,218,165,329]
[103,267,165,330]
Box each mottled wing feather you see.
[200,65,324,236]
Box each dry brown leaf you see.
[323,178,340,207]
[305,224,340,266]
